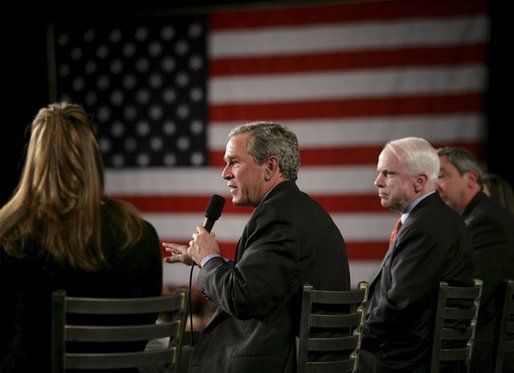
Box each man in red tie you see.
[359,137,475,373]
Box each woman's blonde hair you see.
[0,102,144,270]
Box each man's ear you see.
[264,156,280,181]
[414,173,428,193]
[465,170,479,188]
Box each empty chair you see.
[297,281,368,373]
[51,288,189,372]
[493,279,514,373]
[430,279,483,373]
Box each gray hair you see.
[437,146,483,185]
[228,122,300,180]
[386,137,440,182]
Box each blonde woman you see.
[0,102,163,373]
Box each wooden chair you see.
[430,279,483,373]
[493,279,514,373]
[51,288,188,372]
[297,281,368,373]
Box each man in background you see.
[437,146,514,372]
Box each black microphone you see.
[188,194,226,346]
[203,194,226,232]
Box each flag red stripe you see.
[208,141,485,167]
[117,196,252,214]
[114,194,387,213]
[301,141,485,166]
[210,0,486,30]
[346,242,388,261]
[160,240,388,261]
[210,45,487,76]
[209,93,484,122]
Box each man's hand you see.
[162,242,193,266]
[187,225,220,265]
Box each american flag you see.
[51,0,489,287]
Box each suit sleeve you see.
[197,216,300,320]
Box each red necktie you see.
[389,218,402,247]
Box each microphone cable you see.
[188,263,195,346]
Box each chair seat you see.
[65,348,176,369]
[304,358,356,373]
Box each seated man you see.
[437,146,514,373]
[359,137,474,372]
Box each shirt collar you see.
[401,190,436,223]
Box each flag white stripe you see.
[210,114,486,149]
[210,16,489,57]
[350,261,382,285]
[146,212,397,242]
[209,65,486,104]
[105,166,380,195]
[106,168,226,195]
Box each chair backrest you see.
[51,288,188,372]
[430,279,483,373]
[494,279,514,373]
[297,281,368,373]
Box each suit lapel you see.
[235,224,249,264]
[369,240,396,287]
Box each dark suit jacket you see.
[463,192,514,372]
[360,192,474,372]
[188,180,350,373]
